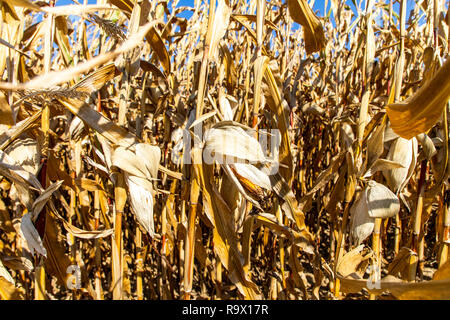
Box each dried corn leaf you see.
[336,245,371,278]
[0,258,14,284]
[20,213,46,257]
[386,58,450,139]
[0,277,25,300]
[287,0,326,54]
[339,275,450,300]
[433,259,450,281]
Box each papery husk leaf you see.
[230,163,272,190]
[207,0,231,61]
[20,213,46,257]
[203,125,268,164]
[0,150,41,191]
[350,191,374,245]
[366,180,400,218]
[222,164,262,209]
[363,159,405,178]
[383,137,418,193]
[31,180,63,221]
[5,135,40,176]
[363,120,386,175]
[125,174,155,237]
[0,255,33,272]
[135,143,160,179]
[416,133,437,160]
[218,91,234,121]
[112,146,150,180]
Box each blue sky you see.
[54,0,442,30]
[56,0,347,17]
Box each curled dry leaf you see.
[287,0,326,54]
[336,245,371,279]
[19,213,47,257]
[386,58,450,139]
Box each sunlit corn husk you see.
[125,174,155,238]
[350,190,375,245]
[230,163,272,191]
[340,122,355,150]
[135,143,160,180]
[218,90,236,121]
[365,181,400,218]
[350,181,400,244]
[416,133,437,160]
[336,244,371,278]
[227,163,272,201]
[203,124,269,164]
[383,137,418,193]
[112,143,160,237]
[207,0,231,61]
[19,213,47,257]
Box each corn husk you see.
[229,163,272,191]
[112,143,160,237]
[203,124,269,164]
[126,174,155,237]
[365,181,400,218]
[383,137,418,193]
[350,181,400,244]
[350,191,375,245]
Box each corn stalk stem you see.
[112,174,126,299]
[410,160,427,280]
[438,190,449,267]
[183,176,200,299]
[370,218,382,300]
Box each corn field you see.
[0,0,449,300]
